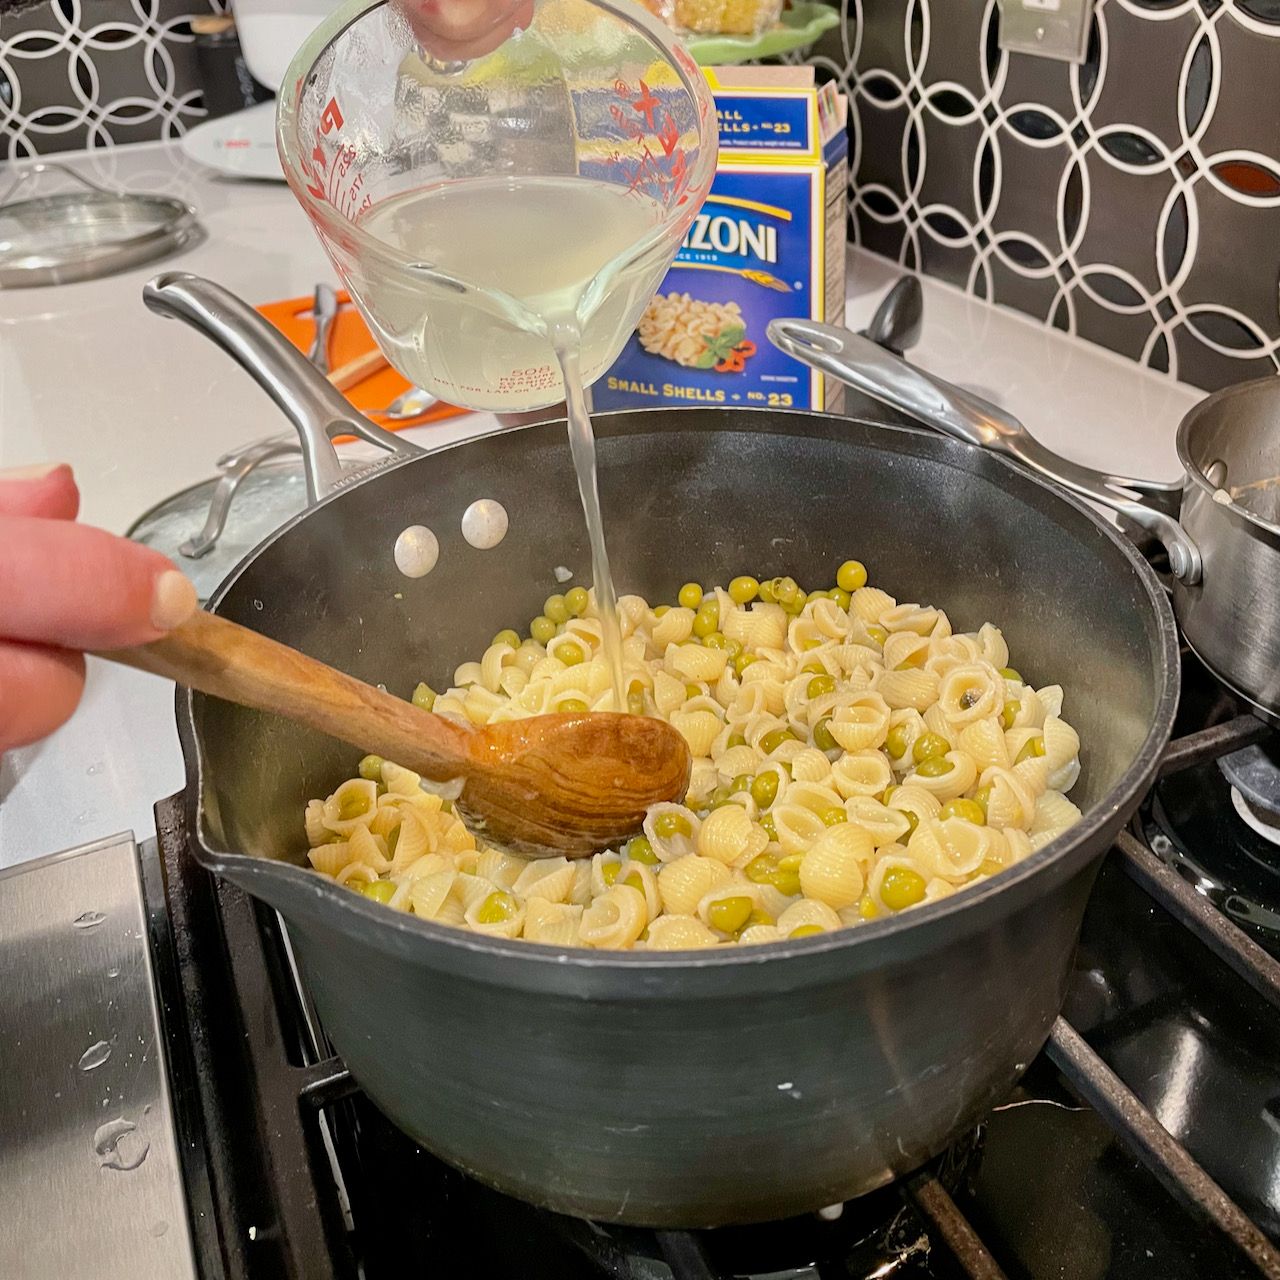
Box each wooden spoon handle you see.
[98,609,474,782]
[327,347,389,393]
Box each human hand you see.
[391,0,535,62]
[0,464,197,753]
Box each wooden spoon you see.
[100,610,692,859]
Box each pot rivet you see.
[1168,544,1189,579]
[461,498,509,550]
[394,525,440,578]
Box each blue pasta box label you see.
[595,69,848,415]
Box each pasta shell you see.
[777,899,842,935]
[523,899,583,946]
[513,857,575,902]
[644,915,720,949]
[830,749,894,799]
[658,855,731,916]
[651,606,696,648]
[670,708,723,758]
[738,924,785,946]
[799,824,872,909]
[790,747,833,783]
[409,870,458,920]
[979,767,1038,830]
[723,602,787,650]
[697,805,766,865]
[1029,790,1082,837]
[826,693,891,751]
[904,751,978,801]
[977,623,1008,670]
[322,779,379,836]
[844,796,912,846]
[348,824,391,873]
[308,840,353,876]
[579,885,648,949]
[464,891,526,939]
[848,587,896,624]
[304,799,329,847]
[1042,715,1081,771]
[877,667,941,711]
[937,664,999,726]
[957,718,1010,772]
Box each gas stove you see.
[113,638,1280,1280]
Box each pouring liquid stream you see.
[359,177,667,709]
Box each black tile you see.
[987,127,1072,259]
[1171,324,1280,389]
[918,0,989,96]
[1198,11,1280,163]
[987,258,1060,322]
[1070,288,1162,363]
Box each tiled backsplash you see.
[809,0,1280,390]
[4,0,1278,390]
[0,0,223,158]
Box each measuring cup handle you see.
[768,315,1202,583]
[143,272,422,505]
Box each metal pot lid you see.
[0,162,202,288]
[128,455,308,603]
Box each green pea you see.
[772,868,802,897]
[601,861,621,885]
[692,600,720,638]
[789,924,825,939]
[973,785,992,818]
[759,728,795,755]
[558,642,585,666]
[1016,735,1046,764]
[707,785,733,810]
[813,718,838,753]
[999,667,1023,684]
[530,615,557,645]
[807,674,837,699]
[940,798,986,825]
[678,582,703,610]
[724,638,743,659]
[654,812,692,840]
[916,757,954,778]
[708,895,754,934]
[772,576,800,606]
[836,560,868,592]
[492,628,520,649]
[866,624,888,646]
[627,690,647,715]
[880,784,897,805]
[653,605,670,617]
[544,594,570,624]
[880,867,926,910]
[745,853,778,883]
[751,772,779,808]
[819,806,847,826]
[729,774,753,794]
[733,652,760,676]
[727,731,748,749]
[912,732,951,764]
[338,791,370,821]
[360,880,396,904]
[831,588,852,610]
[627,836,659,864]
[801,660,826,675]
[476,890,518,924]
[728,575,759,604]
[747,907,776,927]
[358,754,384,782]
[411,682,436,712]
[564,586,589,617]
[758,579,777,604]
[759,812,778,841]
[1002,698,1020,729]
[885,723,910,759]
[685,683,703,700]
[703,631,729,650]
[558,697,589,713]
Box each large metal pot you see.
[151,275,1178,1227]
[771,308,1280,723]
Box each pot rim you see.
[1177,373,1280,542]
[179,407,1180,974]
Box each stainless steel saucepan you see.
[149,272,1178,1227]
[771,305,1280,723]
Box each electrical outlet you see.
[996,0,1092,64]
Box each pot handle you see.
[769,316,1202,584]
[143,272,423,505]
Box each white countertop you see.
[0,139,1202,867]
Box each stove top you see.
[138,650,1280,1280]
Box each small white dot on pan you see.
[816,1203,844,1221]
[394,525,440,578]
[553,565,573,583]
[461,498,509,549]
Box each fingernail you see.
[151,570,198,631]
[0,462,66,482]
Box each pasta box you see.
[594,66,849,415]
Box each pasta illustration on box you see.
[638,293,757,372]
[596,67,848,413]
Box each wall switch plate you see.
[996,0,1092,64]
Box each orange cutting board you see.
[256,290,466,435]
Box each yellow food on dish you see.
[302,566,1083,948]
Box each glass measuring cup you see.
[276,0,718,413]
